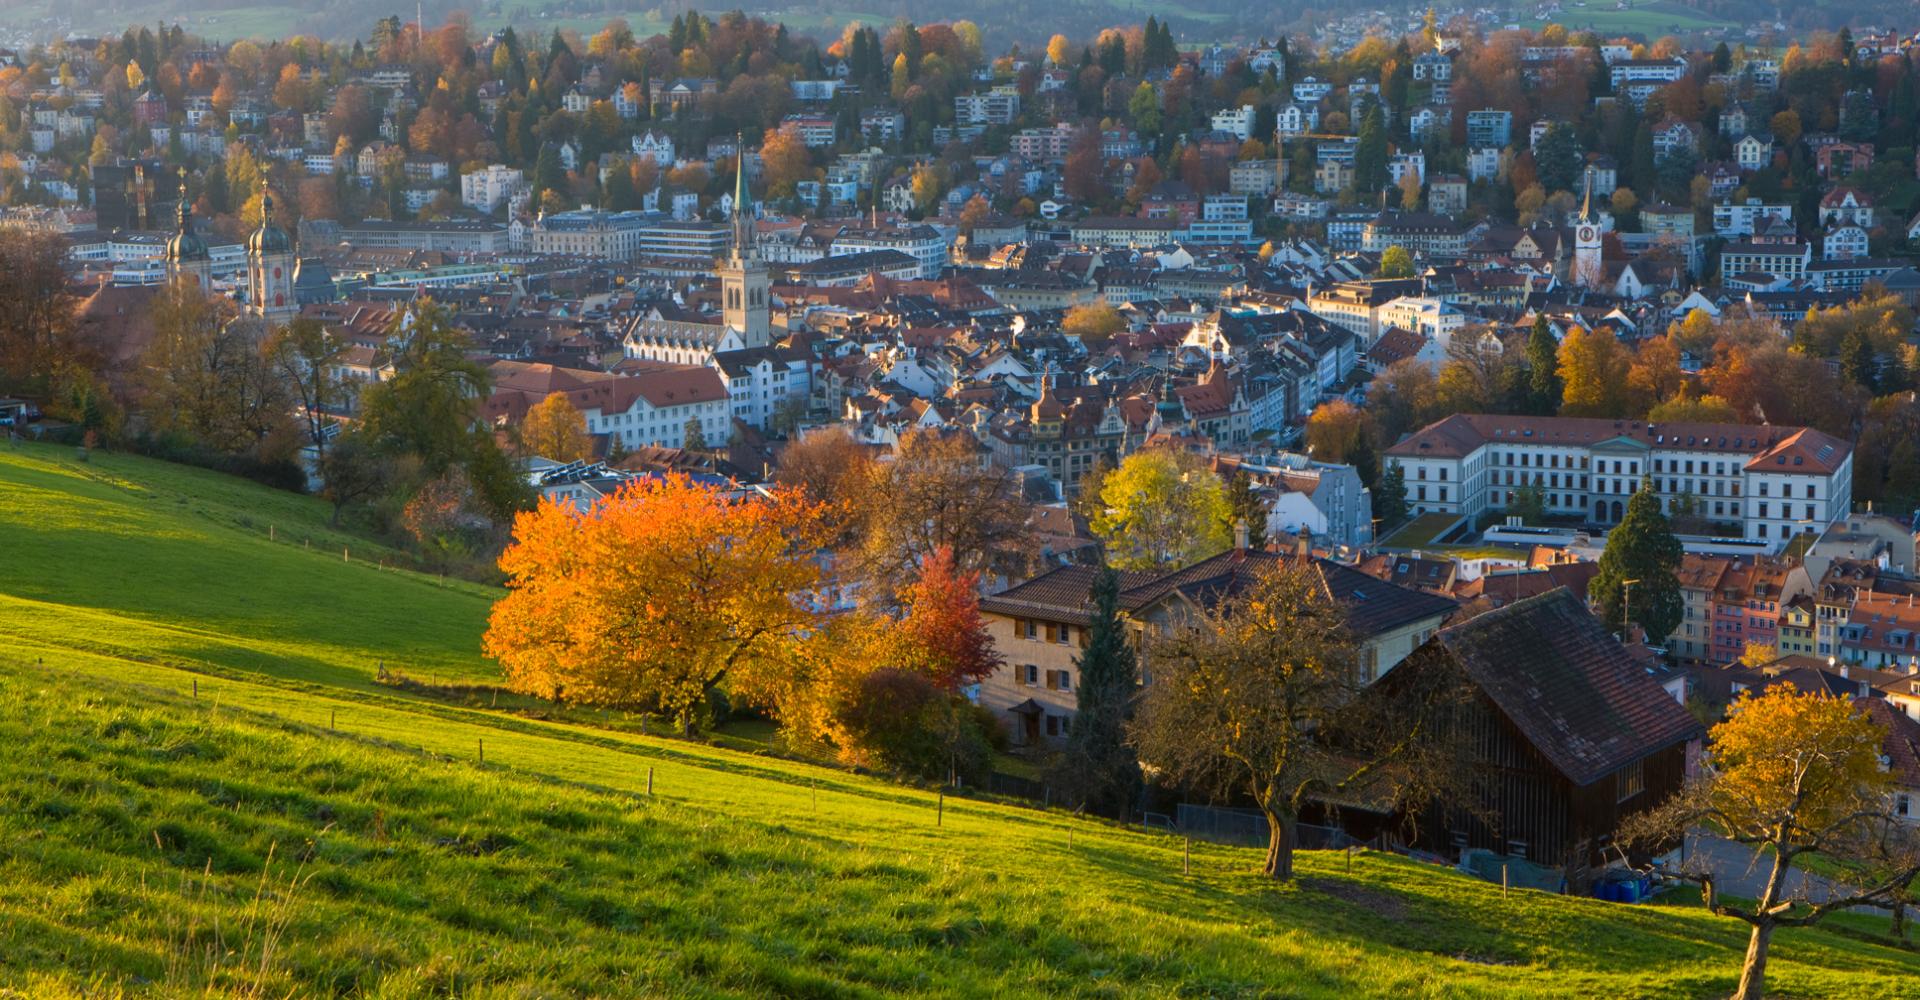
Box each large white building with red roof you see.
[1384,414,1853,545]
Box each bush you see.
[836,668,993,784]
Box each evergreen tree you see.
[1630,122,1656,198]
[1375,460,1409,532]
[1841,328,1877,393]
[683,416,709,452]
[1050,565,1141,819]
[1589,483,1684,644]
[1227,471,1270,548]
[1352,99,1389,196]
[1348,430,1378,489]
[1526,315,1562,415]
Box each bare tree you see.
[1130,559,1475,879]
[268,317,346,461]
[142,280,292,454]
[1624,688,1920,1000]
[0,231,85,395]
[856,428,1032,595]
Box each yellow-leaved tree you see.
[518,392,591,462]
[1556,326,1632,417]
[484,475,828,732]
[1626,687,1920,1000]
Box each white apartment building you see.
[461,164,526,213]
[1210,104,1256,140]
[1386,414,1853,543]
[830,224,947,279]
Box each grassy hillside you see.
[4,440,1920,996]
[0,441,497,690]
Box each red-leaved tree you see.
[895,545,1003,691]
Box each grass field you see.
[5,439,1920,995]
[1523,0,1742,37]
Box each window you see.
[1901,794,1912,818]
[1022,664,1039,685]
[1616,760,1646,802]
[1044,714,1062,737]
[1021,619,1037,639]
[1056,625,1072,645]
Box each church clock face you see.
[1578,225,1597,243]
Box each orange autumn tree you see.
[484,474,828,732]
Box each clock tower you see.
[1572,165,1603,290]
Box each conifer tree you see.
[1526,315,1562,415]
[1375,460,1409,532]
[1589,483,1683,643]
[1051,565,1140,819]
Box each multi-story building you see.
[1306,278,1426,345]
[1210,104,1256,140]
[1465,109,1513,149]
[460,164,525,213]
[1713,199,1792,238]
[1011,123,1076,160]
[830,224,947,279]
[954,88,1020,125]
[1385,414,1853,543]
[780,114,837,148]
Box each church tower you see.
[246,182,298,323]
[1572,165,1603,290]
[718,135,771,350]
[164,169,212,292]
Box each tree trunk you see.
[1894,902,1908,945]
[1734,919,1774,1000]
[1262,807,1297,880]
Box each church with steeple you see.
[246,182,298,323]
[1571,165,1604,290]
[164,169,212,292]
[624,136,773,365]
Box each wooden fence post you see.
[647,767,654,796]
[1184,837,1191,875]
[478,738,484,765]
[937,792,944,827]
[1502,864,1510,899]
[329,708,335,731]
[192,678,197,699]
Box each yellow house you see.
[978,550,1458,751]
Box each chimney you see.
[1234,519,1250,552]
[1296,529,1311,558]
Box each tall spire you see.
[730,131,753,260]
[1578,164,1594,224]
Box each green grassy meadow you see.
[4,439,1920,996]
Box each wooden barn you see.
[1383,587,1704,868]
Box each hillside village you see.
[8,10,1920,995]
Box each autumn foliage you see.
[484,474,828,731]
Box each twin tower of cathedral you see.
[163,170,299,324]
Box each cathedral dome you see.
[247,192,293,255]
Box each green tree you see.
[1378,245,1415,278]
[1375,460,1409,532]
[1589,484,1683,644]
[1352,100,1389,195]
[1050,565,1141,818]
[358,301,529,522]
[1508,481,1547,525]
[1090,449,1232,571]
[1533,123,1582,194]
[1526,315,1562,415]
[1127,81,1161,137]
[1226,471,1269,548]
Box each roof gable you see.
[1431,588,1703,785]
